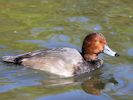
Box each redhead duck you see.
[2,33,119,77]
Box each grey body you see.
[2,48,85,77]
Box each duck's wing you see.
[1,48,64,64]
[2,47,83,64]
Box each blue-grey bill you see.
[103,45,118,56]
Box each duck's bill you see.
[103,45,119,57]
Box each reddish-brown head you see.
[82,33,118,61]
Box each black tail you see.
[2,50,41,64]
[2,56,17,63]
[2,55,23,64]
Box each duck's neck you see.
[82,53,98,61]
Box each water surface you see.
[0,0,133,100]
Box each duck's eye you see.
[95,40,99,45]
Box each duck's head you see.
[82,33,119,61]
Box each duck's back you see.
[2,47,84,77]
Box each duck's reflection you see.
[81,77,118,95]
[81,78,105,95]
[41,68,118,95]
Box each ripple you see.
[102,65,133,96]
[68,16,89,22]
[30,27,64,37]
[0,80,40,93]
[82,24,102,31]
[92,24,102,31]
[127,48,133,56]
[52,26,64,31]
[36,90,113,100]
[0,45,6,49]
[30,27,46,36]
[0,64,47,93]
[18,34,80,50]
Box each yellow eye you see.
[95,40,99,45]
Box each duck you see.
[2,33,119,77]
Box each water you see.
[0,0,133,100]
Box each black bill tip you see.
[115,53,119,57]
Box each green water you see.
[0,0,133,100]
